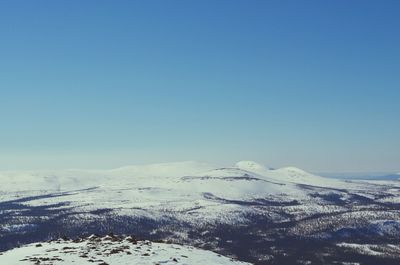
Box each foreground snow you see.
[0,235,250,265]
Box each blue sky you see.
[0,1,399,171]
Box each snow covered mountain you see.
[0,160,344,193]
[1,161,399,264]
[0,161,348,225]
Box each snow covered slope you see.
[0,235,250,265]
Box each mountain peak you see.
[235,161,267,171]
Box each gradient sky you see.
[0,1,399,171]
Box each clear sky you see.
[0,1,399,172]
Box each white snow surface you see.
[0,235,250,265]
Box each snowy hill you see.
[0,160,341,193]
[1,161,399,264]
[0,161,365,224]
[0,235,250,265]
